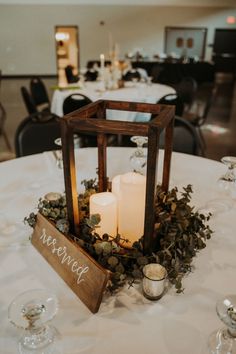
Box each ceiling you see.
[0,0,235,6]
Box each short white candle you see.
[114,172,146,245]
[89,192,117,237]
[44,192,62,202]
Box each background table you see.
[131,61,216,84]
[0,148,235,353]
[51,81,175,121]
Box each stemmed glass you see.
[217,156,236,198]
[53,138,64,170]
[54,135,81,169]
[208,294,236,353]
[8,289,59,354]
[198,156,236,216]
[129,136,148,175]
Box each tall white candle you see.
[113,172,146,245]
[89,192,117,237]
[100,54,105,70]
[100,54,105,84]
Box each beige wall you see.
[0,4,235,75]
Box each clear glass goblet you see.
[208,294,236,354]
[217,156,236,198]
[8,289,59,354]
[130,136,148,175]
[197,156,236,217]
[54,135,81,169]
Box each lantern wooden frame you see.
[31,99,175,313]
[60,99,175,253]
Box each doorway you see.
[55,26,79,86]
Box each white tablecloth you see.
[51,82,175,121]
[0,149,235,353]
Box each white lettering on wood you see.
[40,228,89,284]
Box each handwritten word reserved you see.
[40,228,89,284]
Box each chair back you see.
[63,93,92,115]
[62,93,97,147]
[65,65,79,84]
[176,76,198,109]
[30,77,50,109]
[15,113,61,157]
[84,69,98,82]
[123,70,141,81]
[158,93,184,116]
[159,116,201,156]
[21,86,38,115]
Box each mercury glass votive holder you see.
[142,263,167,300]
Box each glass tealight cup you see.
[142,263,167,300]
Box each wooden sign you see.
[31,213,110,313]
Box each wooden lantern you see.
[31,99,175,313]
[60,99,175,252]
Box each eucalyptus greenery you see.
[24,180,212,294]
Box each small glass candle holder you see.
[142,263,167,300]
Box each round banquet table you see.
[50,81,176,121]
[0,148,236,354]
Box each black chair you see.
[183,85,217,155]
[62,93,97,147]
[63,93,92,115]
[30,77,50,112]
[122,69,141,82]
[84,69,99,82]
[158,93,185,116]
[21,86,38,115]
[65,65,79,84]
[159,116,202,156]
[176,76,198,112]
[15,112,61,157]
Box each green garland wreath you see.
[25,180,213,294]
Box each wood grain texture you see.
[31,213,110,313]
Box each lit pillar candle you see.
[112,172,146,245]
[89,192,117,237]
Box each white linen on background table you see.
[0,148,235,353]
[50,81,176,122]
